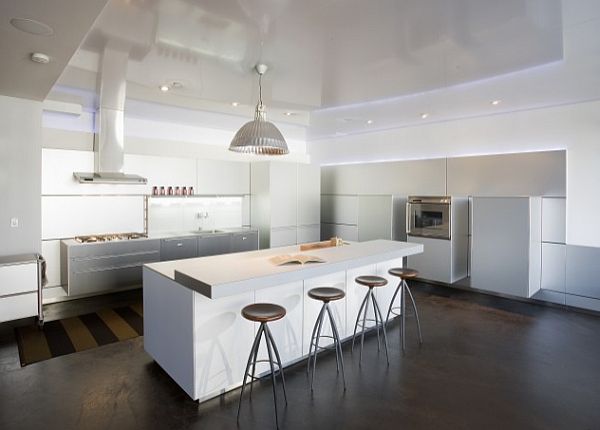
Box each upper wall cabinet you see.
[196,159,250,195]
[447,151,566,197]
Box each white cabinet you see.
[321,194,393,242]
[0,257,39,323]
[270,227,297,248]
[298,164,321,226]
[470,197,542,298]
[321,195,358,225]
[297,225,320,244]
[270,162,298,228]
[321,223,359,242]
[251,162,320,249]
[358,195,393,241]
[541,243,566,293]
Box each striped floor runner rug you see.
[15,302,143,366]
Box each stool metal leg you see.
[401,281,407,352]
[237,323,264,421]
[385,281,402,324]
[265,325,288,403]
[358,288,372,365]
[326,304,346,390]
[307,305,326,374]
[264,325,280,429]
[404,281,423,344]
[351,292,370,352]
[373,295,381,351]
[371,292,390,365]
[310,304,326,390]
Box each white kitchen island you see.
[143,239,423,401]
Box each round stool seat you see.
[388,267,419,279]
[242,303,286,322]
[308,287,345,302]
[355,275,388,288]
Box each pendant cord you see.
[258,73,263,107]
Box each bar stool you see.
[237,303,287,428]
[306,287,346,390]
[385,268,423,352]
[351,275,390,365]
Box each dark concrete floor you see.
[1,283,600,430]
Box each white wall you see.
[310,100,600,247]
[0,96,42,256]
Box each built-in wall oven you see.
[406,196,451,240]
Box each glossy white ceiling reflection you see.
[58,0,562,110]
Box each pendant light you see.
[229,64,289,155]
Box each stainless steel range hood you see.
[74,47,147,185]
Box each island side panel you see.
[255,281,304,370]
[143,268,196,399]
[193,289,255,402]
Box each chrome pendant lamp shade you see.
[229,65,289,155]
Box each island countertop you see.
[144,239,423,299]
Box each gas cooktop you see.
[74,233,147,243]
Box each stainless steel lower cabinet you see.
[161,237,198,261]
[198,234,231,256]
[63,240,161,296]
[231,231,259,252]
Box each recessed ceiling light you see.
[159,85,170,92]
[366,120,373,124]
[30,52,50,64]
[420,113,429,119]
[284,112,295,116]
[231,102,239,107]
[10,18,54,36]
[491,99,502,106]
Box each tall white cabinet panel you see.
[345,264,378,336]
[196,159,250,195]
[303,272,346,355]
[270,162,298,228]
[297,164,321,226]
[470,197,542,298]
[270,227,297,248]
[193,290,255,400]
[321,195,358,225]
[358,195,393,241]
[255,282,304,367]
[251,162,321,249]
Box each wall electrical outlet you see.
[10,217,19,228]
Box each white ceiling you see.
[0,0,108,100]
[5,0,599,142]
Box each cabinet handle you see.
[176,243,183,247]
[242,236,247,240]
